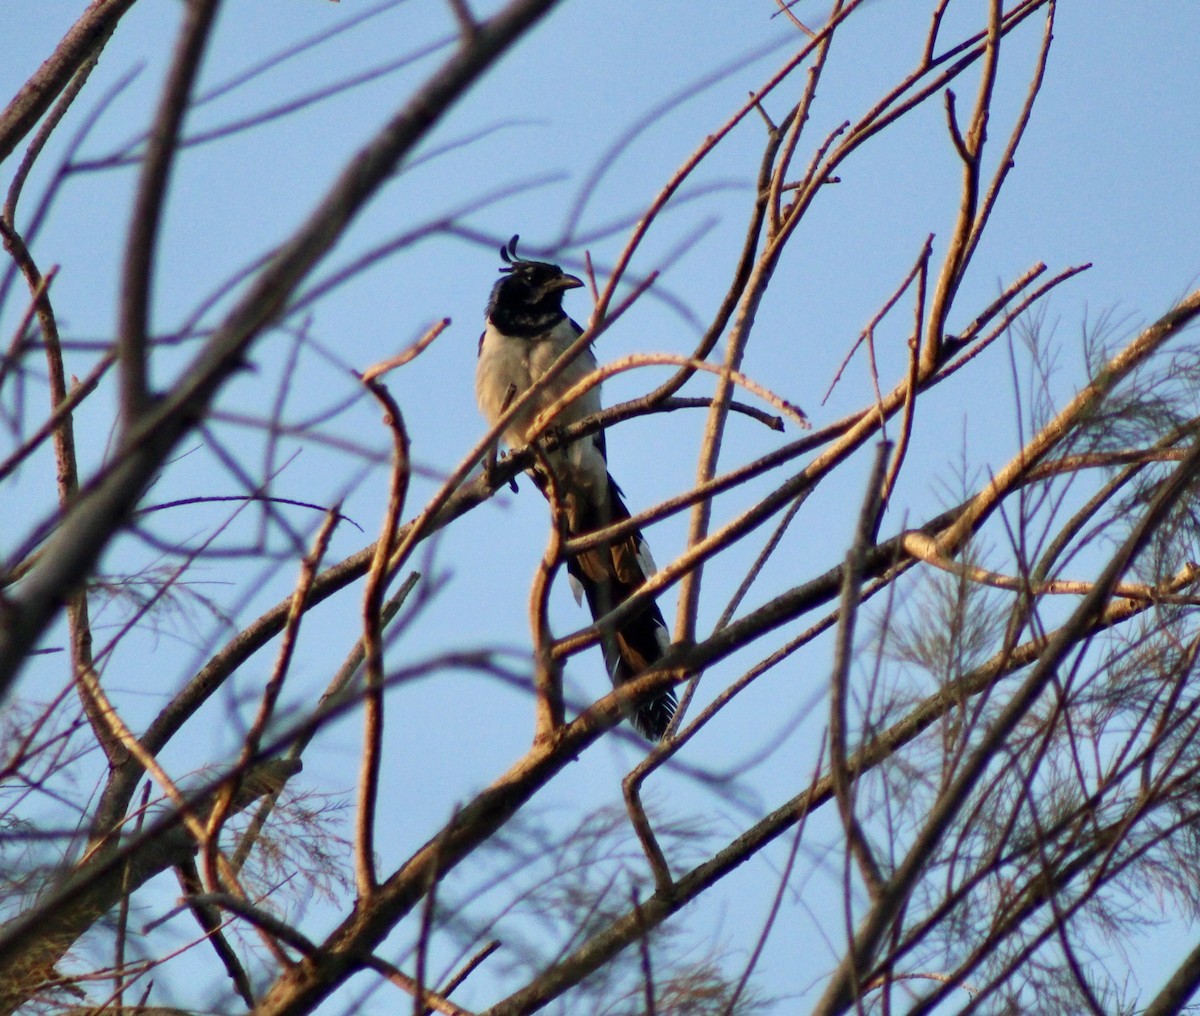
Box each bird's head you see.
[486,235,583,336]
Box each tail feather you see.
[563,473,677,740]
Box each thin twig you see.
[185,892,319,956]
[722,748,820,1016]
[0,352,113,485]
[446,0,477,38]
[360,317,451,382]
[203,508,341,894]
[822,236,932,409]
[631,887,657,1016]
[528,444,567,742]
[772,0,817,36]
[936,288,1200,554]
[529,352,808,440]
[118,0,221,425]
[355,375,412,896]
[434,940,501,1007]
[934,263,1091,382]
[114,781,151,1010]
[622,768,673,895]
[0,256,54,397]
[829,442,890,902]
[360,954,477,1016]
[904,532,1200,603]
[881,263,926,509]
[962,0,1052,269]
[0,219,124,767]
[4,48,104,224]
[230,572,422,872]
[175,859,256,1006]
[666,487,811,735]
[413,851,440,1016]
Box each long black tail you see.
[562,473,677,740]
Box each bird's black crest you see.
[486,234,583,336]
[499,234,523,272]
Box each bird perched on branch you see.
[475,235,677,740]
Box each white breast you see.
[475,317,609,500]
[475,318,602,447]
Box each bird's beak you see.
[551,273,584,291]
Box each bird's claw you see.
[483,447,520,493]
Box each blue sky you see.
[3,1,1200,1012]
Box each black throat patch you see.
[487,274,569,338]
[487,300,566,338]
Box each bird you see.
[475,235,677,740]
